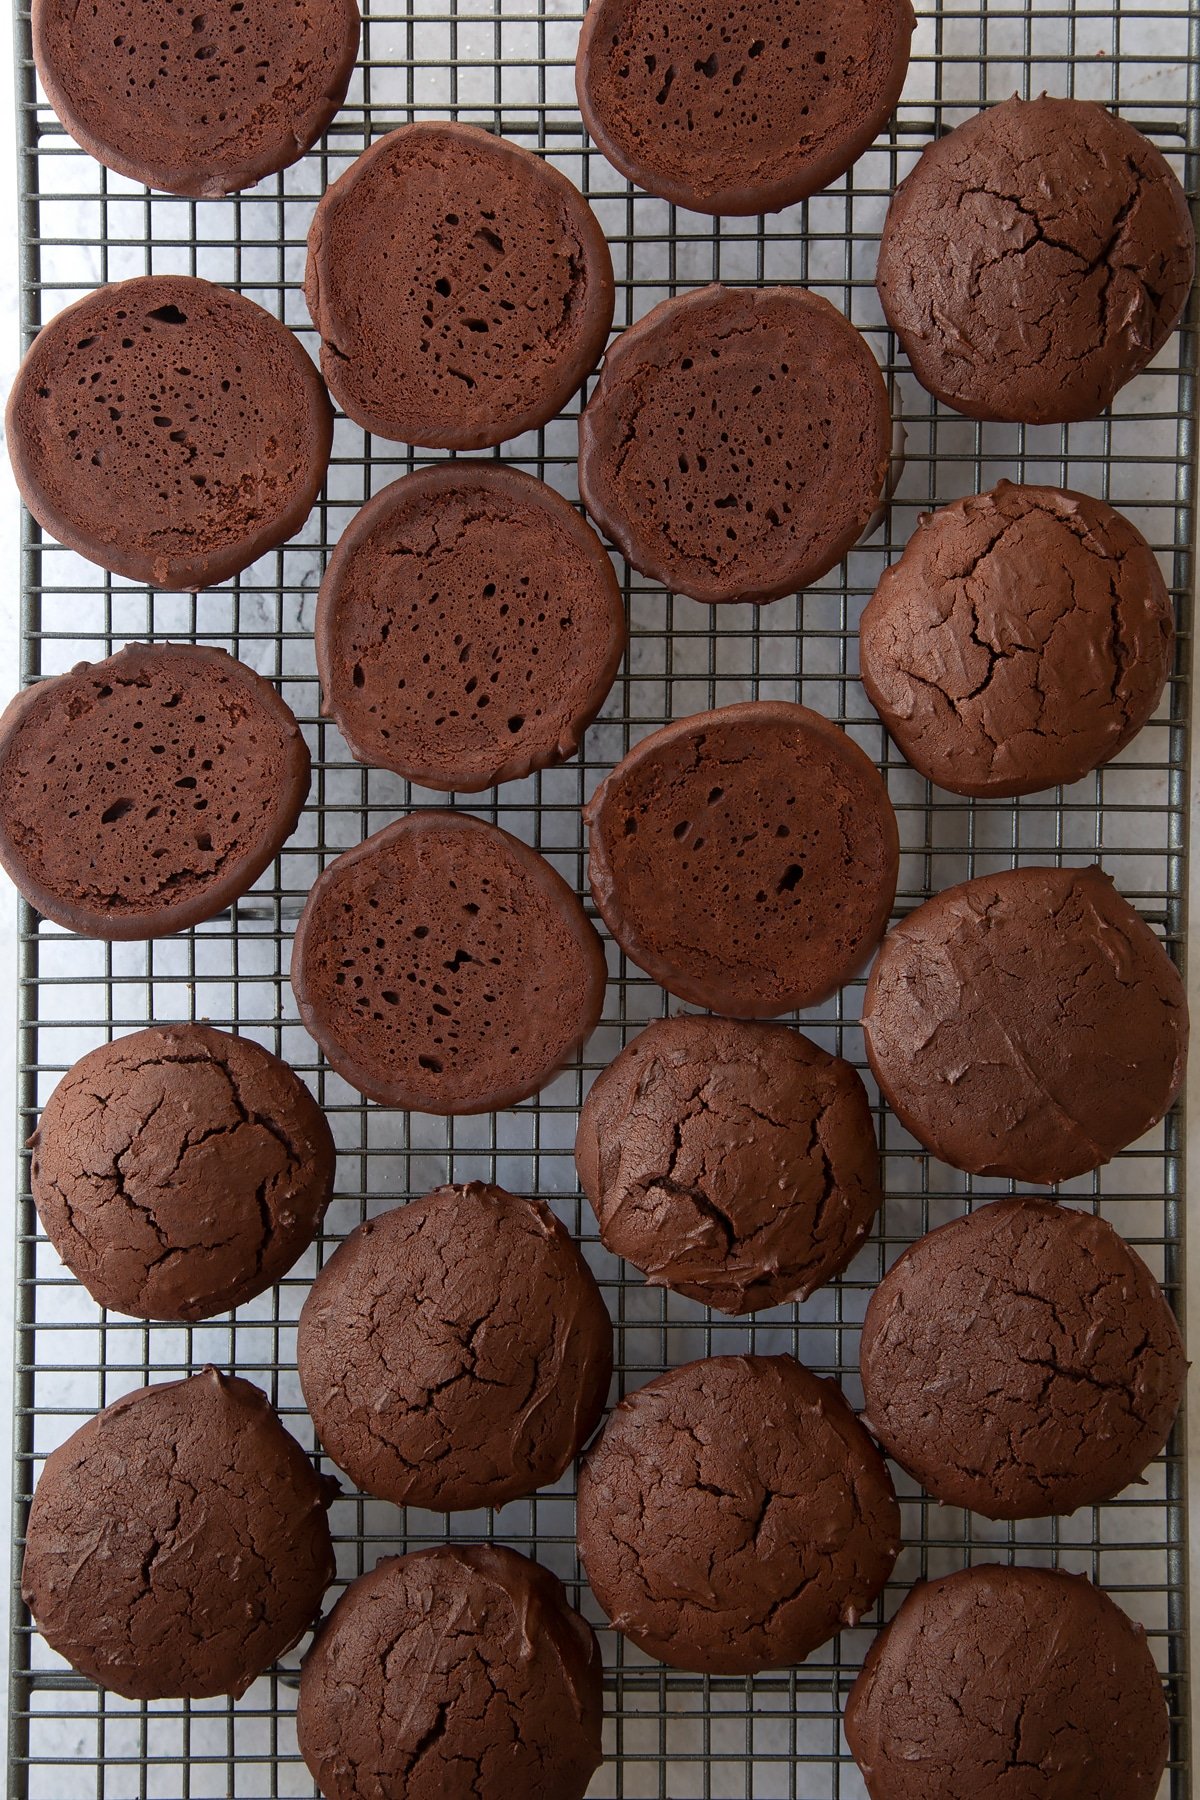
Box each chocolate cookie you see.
[577,1355,899,1673]
[316,463,626,791]
[32,0,360,198]
[0,643,310,939]
[859,1198,1186,1518]
[305,122,614,448]
[291,812,607,1112]
[844,1565,1170,1800]
[22,1369,336,1700]
[578,284,891,604]
[576,1015,881,1313]
[861,864,1188,1184]
[585,701,898,1015]
[297,1544,603,1800]
[577,0,914,216]
[7,275,332,589]
[298,1184,612,1511]
[860,482,1175,797]
[876,96,1195,424]
[30,1025,334,1321]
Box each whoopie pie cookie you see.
[305,121,614,448]
[876,96,1194,423]
[22,1369,336,1700]
[7,274,332,588]
[0,642,310,939]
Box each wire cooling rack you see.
[7,1,1197,1795]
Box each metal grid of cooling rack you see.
[7,0,1197,1795]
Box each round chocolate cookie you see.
[585,701,898,1015]
[0,642,310,939]
[297,1544,603,1800]
[876,96,1195,424]
[316,463,626,791]
[859,1198,1185,1518]
[32,0,360,198]
[291,812,606,1112]
[577,1355,899,1673]
[578,284,891,604]
[844,1564,1170,1800]
[305,122,614,448]
[298,1183,612,1511]
[861,864,1188,1184]
[576,1015,881,1313]
[860,482,1175,797]
[577,0,914,216]
[30,1024,334,1321]
[7,275,332,589]
[22,1369,336,1700]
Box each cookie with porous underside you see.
[305,121,614,448]
[577,0,915,215]
[32,0,360,197]
[578,283,891,603]
[316,463,625,790]
[6,274,332,589]
[859,1197,1186,1518]
[291,812,607,1112]
[860,482,1175,796]
[298,1183,612,1510]
[844,1565,1170,1800]
[576,1015,881,1312]
[876,96,1195,423]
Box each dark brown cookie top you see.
[844,1565,1170,1800]
[7,275,333,589]
[577,1355,899,1673]
[0,643,310,940]
[578,284,891,604]
[291,812,607,1112]
[577,0,914,216]
[298,1184,612,1511]
[861,864,1188,1185]
[305,122,615,449]
[876,96,1195,424]
[30,1025,335,1322]
[585,701,898,1015]
[316,463,626,792]
[22,1369,336,1700]
[859,482,1175,797]
[576,1015,881,1313]
[32,0,360,198]
[297,1545,603,1800]
[859,1198,1185,1519]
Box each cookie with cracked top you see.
[305,121,614,449]
[576,1015,881,1313]
[859,1198,1185,1518]
[860,481,1175,797]
[584,700,898,1016]
[297,1544,603,1800]
[30,1024,334,1322]
[844,1564,1170,1800]
[578,284,891,603]
[577,1354,899,1673]
[876,96,1194,423]
[7,274,333,589]
[316,462,626,791]
[291,812,607,1112]
[297,1183,612,1511]
[576,0,914,216]
[0,642,311,940]
[32,0,360,198]
[861,864,1189,1184]
[22,1368,336,1700]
